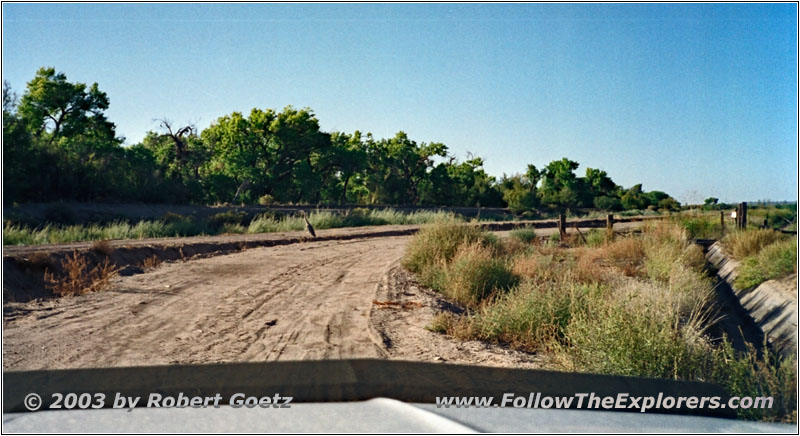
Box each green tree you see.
[364,132,447,205]
[539,158,581,209]
[621,184,647,210]
[201,107,329,204]
[19,67,115,146]
[13,68,123,201]
[323,131,368,204]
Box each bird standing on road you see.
[302,211,316,238]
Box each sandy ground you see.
[3,224,642,371]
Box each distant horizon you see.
[3,3,797,204]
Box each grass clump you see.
[466,282,594,351]
[402,221,490,278]
[442,243,517,305]
[723,229,786,259]
[584,229,607,248]
[674,215,722,239]
[735,238,797,289]
[509,227,538,244]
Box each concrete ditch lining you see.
[705,241,797,357]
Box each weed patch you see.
[44,251,118,296]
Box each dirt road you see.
[3,223,645,371]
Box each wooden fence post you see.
[558,214,566,241]
[720,210,725,235]
[740,202,747,229]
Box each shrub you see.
[723,229,785,259]
[421,219,796,421]
[674,215,721,239]
[511,250,569,284]
[208,210,249,229]
[258,194,274,206]
[735,238,797,289]
[599,237,645,277]
[708,343,797,422]
[584,229,607,248]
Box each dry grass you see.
[597,237,645,277]
[372,300,423,309]
[90,239,114,256]
[723,229,786,259]
[26,251,54,269]
[142,255,162,271]
[44,251,119,296]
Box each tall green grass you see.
[672,214,723,239]
[3,209,460,245]
[735,238,797,289]
[402,220,503,301]
[509,227,538,244]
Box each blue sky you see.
[2,3,797,203]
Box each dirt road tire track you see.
[3,236,409,370]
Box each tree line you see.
[3,67,680,212]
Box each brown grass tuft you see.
[90,240,114,256]
[574,248,610,284]
[723,229,785,259]
[44,251,119,296]
[598,237,645,277]
[26,251,54,269]
[142,255,162,271]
